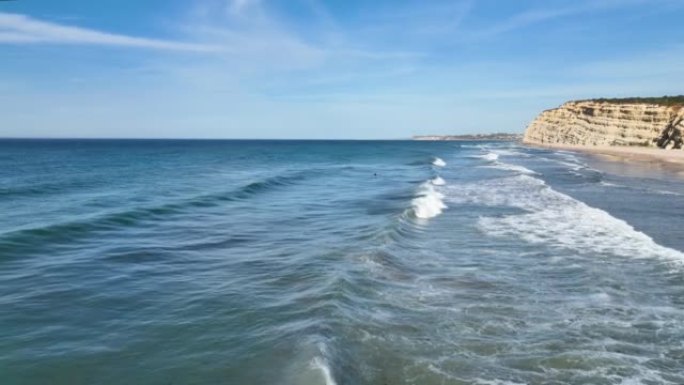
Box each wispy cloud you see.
[466,0,682,40]
[178,0,425,74]
[471,7,575,39]
[0,12,220,52]
[227,0,261,16]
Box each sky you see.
[1,0,684,139]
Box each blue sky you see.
[2,0,683,139]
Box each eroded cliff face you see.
[523,101,684,149]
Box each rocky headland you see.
[523,96,684,149]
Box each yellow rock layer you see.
[523,101,684,149]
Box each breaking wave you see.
[446,171,684,261]
[487,162,537,175]
[284,341,338,385]
[475,151,537,174]
[478,152,499,162]
[310,357,337,385]
[411,180,447,219]
[431,176,446,186]
[432,157,446,167]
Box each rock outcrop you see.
[523,100,684,149]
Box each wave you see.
[478,152,499,162]
[599,181,626,188]
[649,189,684,197]
[0,178,104,200]
[310,357,337,385]
[411,181,447,219]
[355,249,410,277]
[445,174,684,262]
[0,171,315,251]
[602,181,683,197]
[285,340,338,385]
[557,160,586,171]
[460,144,485,149]
[235,173,309,198]
[487,162,538,175]
[431,176,446,186]
[475,380,528,385]
[474,153,537,175]
[491,148,531,157]
[548,155,600,175]
[432,157,446,167]
[548,152,606,175]
[103,235,256,263]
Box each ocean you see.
[1,139,683,385]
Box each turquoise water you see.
[1,139,684,385]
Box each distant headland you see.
[413,133,523,141]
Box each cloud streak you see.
[465,0,683,40]
[0,12,220,52]
[228,0,261,16]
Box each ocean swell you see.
[0,171,317,253]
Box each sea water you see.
[1,139,683,384]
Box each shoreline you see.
[524,142,684,173]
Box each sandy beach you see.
[525,143,684,173]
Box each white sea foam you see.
[558,160,585,171]
[588,292,612,303]
[474,151,537,174]
[600,181,624,188]
[412,181,447,219]
[551,152,600,172]
[649,188,683,197]
[432,157,446,167]
[492,148,530,157]
[431,176,446,186]
[310,357,337,385]
[287,341,337,385]
[479,152,499,162]
[487,162,537,175]
[475,380,528,385]
[556,151,581,161]
[445,172,684,262]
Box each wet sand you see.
[525,143,684,175]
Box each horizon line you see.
[0,137,418,141]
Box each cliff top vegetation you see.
[579,95,684,107]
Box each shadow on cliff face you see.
[655,115,683,149]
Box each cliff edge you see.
[523,98,684,150]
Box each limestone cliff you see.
[523,100,684,149]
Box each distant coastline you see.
[413,133,523,141]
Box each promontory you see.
[523,96,684,150]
